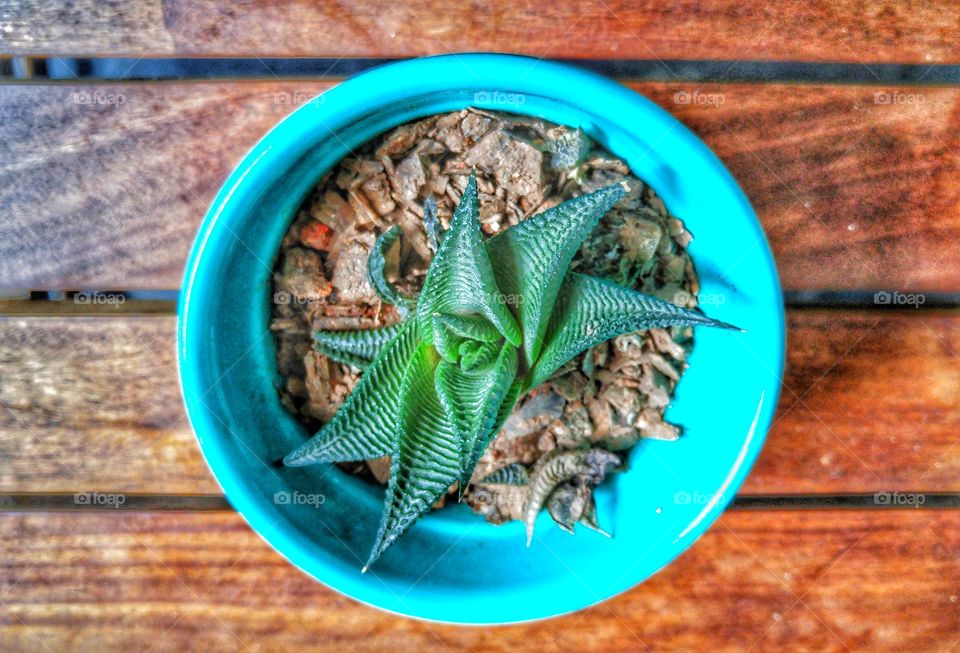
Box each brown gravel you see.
[270,109,701,533]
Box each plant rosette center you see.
[283,172,736,570]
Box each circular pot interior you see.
[178,54,785,624]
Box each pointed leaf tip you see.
[417,173,520,347]
[486,183,627,364]
[366,342,460,568]
[367,225,416,310]
[435,344,520,499]
[530,272,738,388]
[284,320,419,467]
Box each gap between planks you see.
[1,494,958,512]
[3,297,960,317]
[11,57,960,85]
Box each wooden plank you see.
[741,309,960,495]
[2,80,959,291]
[0,509,957,651]
[2,310,959,495]
[0,316,219,494]
[2,0,959,64]
[656,83,960,297]
[0,81,330,290]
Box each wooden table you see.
[2,2,959,651]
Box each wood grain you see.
[0,316,218,494]
[2,311,959,495]
[1,509,958,652]
[2,80,959,291]
[1,0,959,64]
[740,309,960,495]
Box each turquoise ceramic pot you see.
[178,54,784,624]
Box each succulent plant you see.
[284,172,736,569]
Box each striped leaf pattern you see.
[435,344,519,496]
[530,272,739,387]
[287,174,739,568]
[491,378,526,434]
[417,174,520,346]
[365,342,459,570]
[283,319,419,466]
[479,463,530,486]
[458,340,500,371]
[313,321,406,370]
[433,313,502,343]
[485,183,626,365]
[367,225,416,309]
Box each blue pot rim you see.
[178,53,785,624]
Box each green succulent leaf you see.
[367,225,417,310]
[283,319,420,466]
[285,170,740,569]
[313,322,406,370]
[431,313,502,365]
[434,313,502,343]
[423,195,441,253]
[479,463,529,486]
[529,272,739,388]
[431,315,464,364]
[486,183,626,365]
[417,173,521,346]
[458,340,500,372]
[365,341,459,570]
[492,378,526,434]
[456,339,484,365]
[435,344,519,497]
